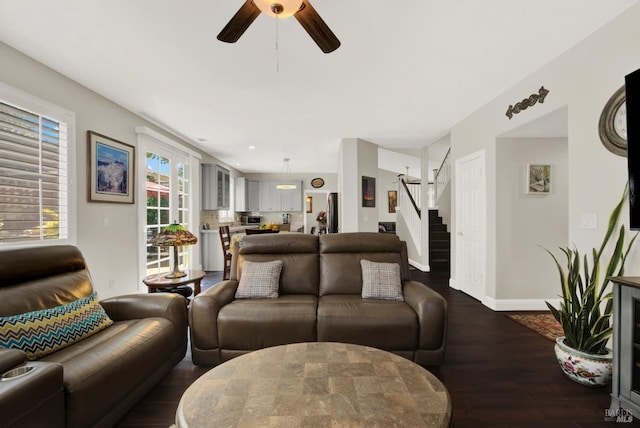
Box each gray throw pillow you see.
[360,259,404,301]
[235,260,283,299]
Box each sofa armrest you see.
[403,281,447,350]
[0,356,65,428]
[0,349,26,373]
[100,293,188,327]
[189,280,238,350]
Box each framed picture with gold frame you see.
[306,196,313,213]
[388,191,397,213]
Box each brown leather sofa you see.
[0,245,188,428]
[190,232,447,367]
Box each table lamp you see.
[150,222,198,278]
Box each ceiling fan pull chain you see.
[275,15,280,72]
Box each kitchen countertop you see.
[200,225,258,234]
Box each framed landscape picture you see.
[526,164,551,194]
[87,131,135,203]
[362,176,376,207]
[388,190,397,213]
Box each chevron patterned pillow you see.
[0,292,113,360]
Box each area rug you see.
[506,312,563,342]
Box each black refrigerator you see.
[327,192,339,233]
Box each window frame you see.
[0,81,76,249]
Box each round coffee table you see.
[176,342,452,427]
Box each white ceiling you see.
[0,1,636,173]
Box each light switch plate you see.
[580,214,597,229]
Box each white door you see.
[455,150,486,300]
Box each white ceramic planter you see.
[554,337,613,387]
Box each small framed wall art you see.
[362,176,376,207]
[87,131,135,203]
[526,164,551,194]
[306,196,313,213]
[388,191,397,213]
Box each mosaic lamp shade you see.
[150,223,198,278]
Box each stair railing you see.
[401,178,421,218]
[434,147,451,206]
[398,177,422,252]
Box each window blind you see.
[0,100,68,243]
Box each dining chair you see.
[218,225,232,280]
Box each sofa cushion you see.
[319,233,404,296]
[218,295,317,350]
[0,292,113,360]
[360,260,404,301]
[236,234,320,296]
[235,260,282,299]
[317,295,418,350]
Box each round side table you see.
[142,270,206,296]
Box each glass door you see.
[145,151,192,277]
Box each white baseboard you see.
[408,259,429,272]
[441,278,560,311]
[482,297,561,311]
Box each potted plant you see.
[545,186,637,387]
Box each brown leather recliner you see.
[189,232,447,367]
[0,245,188,428]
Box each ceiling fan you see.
[217,0,341,54]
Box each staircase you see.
[428,210,450,273]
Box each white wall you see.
[338,138,379,232]
[378,148,421,178]
[0,41,232,298]
[377,169,398,223]
[357,139,379,232]
[427,137,451,182]
[496,137,568,300]
[338,138,358,232]
[450,4,640,307]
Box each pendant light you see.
[276,158,297,190]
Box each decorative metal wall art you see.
[505,86,550,119]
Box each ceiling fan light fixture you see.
[253,0,303,18]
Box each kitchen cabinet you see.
[280,182,303,211]
[201,230,223,271]
[259,181,277,211]
[609,277,640,420]
[259,181,303,212]
[235,177,260,212]
[202,164,230,210]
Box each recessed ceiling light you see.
[248,146,256,150]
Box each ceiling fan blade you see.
[294,0,340,53]
[217,0,261,43]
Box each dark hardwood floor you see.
[115,270,632,428]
